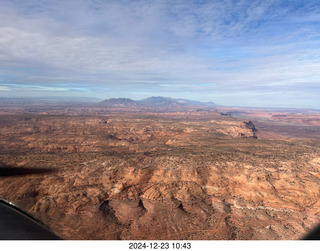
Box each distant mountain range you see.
[100,98,139,107]
[99,96,218,108]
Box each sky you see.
[0,0,320,108]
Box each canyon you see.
[0,98,320,240]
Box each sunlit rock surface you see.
[1,104,320,240]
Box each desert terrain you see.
[1,97,320,240]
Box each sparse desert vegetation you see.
[1,101,320,240]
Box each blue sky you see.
[0,0,320,108]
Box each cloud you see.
[0,86,10,91]
[0,0,320,108]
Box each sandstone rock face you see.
[212,120,257,138]
[1,109,320,240]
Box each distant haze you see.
[0,0,320,109]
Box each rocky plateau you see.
[0,100,320,240]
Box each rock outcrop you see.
[0,108,320,240]
[213,120,258,138]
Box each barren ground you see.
[1,104,320,240]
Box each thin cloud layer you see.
[0,0,320,108]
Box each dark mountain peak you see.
[140,96,177,105]
[99,96,219,109]
[100,98,139,107]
